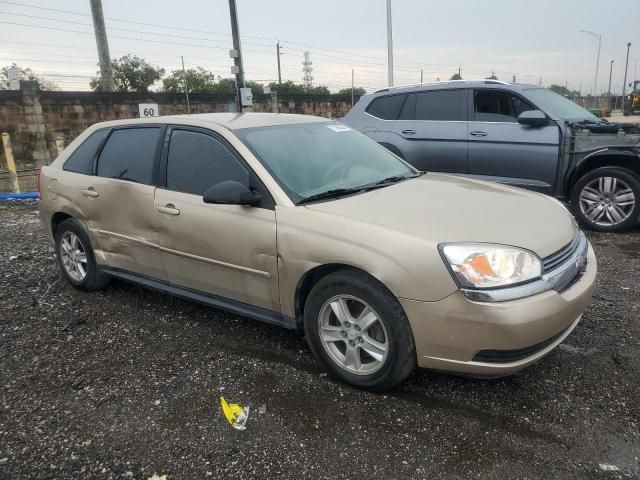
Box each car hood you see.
[304,173,578,258]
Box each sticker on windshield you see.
[326,124,352,132]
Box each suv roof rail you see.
[374,79,511,94]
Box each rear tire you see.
[570,167,640,232]
[303,269,416,391]
[54,218,110,291]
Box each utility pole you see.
[276,41,282,84]
[386,0,394,86]
[420,69,423,84]
[580,30,602,97]
[228,0,246,112]
[89,0,114,92]
[351,69,354,107]
[608,60,614,96]
[181,56,191,115]
[622,42,631,114]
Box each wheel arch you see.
[567,149,640,196]
[294,263,398,329]
[51,211,73,236]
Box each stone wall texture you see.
[0,84,357,192]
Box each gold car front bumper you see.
[401,244,597,376]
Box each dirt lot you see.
[0,202,638,480]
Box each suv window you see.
[414,90,466,121]
[366,94,407,120]
[166,129,249,196]
[475,90,535,122]
[96,127,160,184]
[63,129,108,174]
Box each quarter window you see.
[414,90,466,121]
[365,94,407,120]
[96,127,160,184]
[165,129,249,196]
[63,129,108,174]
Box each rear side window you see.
[165,129,249,196]
[96,127,161,185]
[365,94,407,120]
[414,90,466,121]
[63,129,107,174]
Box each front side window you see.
[365,94,407,120]
[165,129,249,196]
[474,91,534,122]
[414,90,466,121]
[96,127,160,184]
[235,122,415,202]
[63,129,108,174]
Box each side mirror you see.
[518,110,549,127]
[203,180,261,207]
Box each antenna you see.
[302,51,313,88]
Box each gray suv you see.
[343,80,640,232]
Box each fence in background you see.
[0,81,358,194]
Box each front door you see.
[390,89,469,173]
[154,127,279,312]
[467,89,560,193]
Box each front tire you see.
[303,270,416,391]
[571,167,640,232]
[54,218,110,291]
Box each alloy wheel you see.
[318,294,389,375]
[579,176,635,226]
[59,231,88,282]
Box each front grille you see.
[542,233,583,274]
[472,328,568,363]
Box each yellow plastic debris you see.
[220,396,249,430]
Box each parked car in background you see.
[343,80,640,232]
[39,113,595,391]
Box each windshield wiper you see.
[297,187,366,205]
[372,172,423,186]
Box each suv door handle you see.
[470,130,488,137]
[401,129,416,135]
[81,188,99,198]
[156,203,180,216]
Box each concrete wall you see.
[0,82,357,192]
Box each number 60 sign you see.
[138,103,160,118]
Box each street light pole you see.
[580,30,602,97]
[622,42,631,114]
[386,0,394,87]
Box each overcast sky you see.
[1,0,638,93]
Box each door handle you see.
[81,188,99,198]
[156,203,180,216]
[470,131,488,137]
[401,129,416,135]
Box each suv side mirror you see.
[203,180,262,207]
[517,110,549,127]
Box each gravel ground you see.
[0,202,638,480]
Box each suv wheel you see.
[571,167,640,232]
[303,270,416,391]
[54,218,110,291]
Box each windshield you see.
[523,88,600,122]
[235,122,416,202]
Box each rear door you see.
[80,125,167,280]
[467,88,560,193]
[154,126,279,312]
[390,89,468,173]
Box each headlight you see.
[440,244,542,289]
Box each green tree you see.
[336,87,366,96]
[0,63,57,90]
[90,55,165,92]
[485,74,499,80]
[162,67,217,93]
[450,72,462,80]
[267,81,331,95]
[549,84,579,97]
